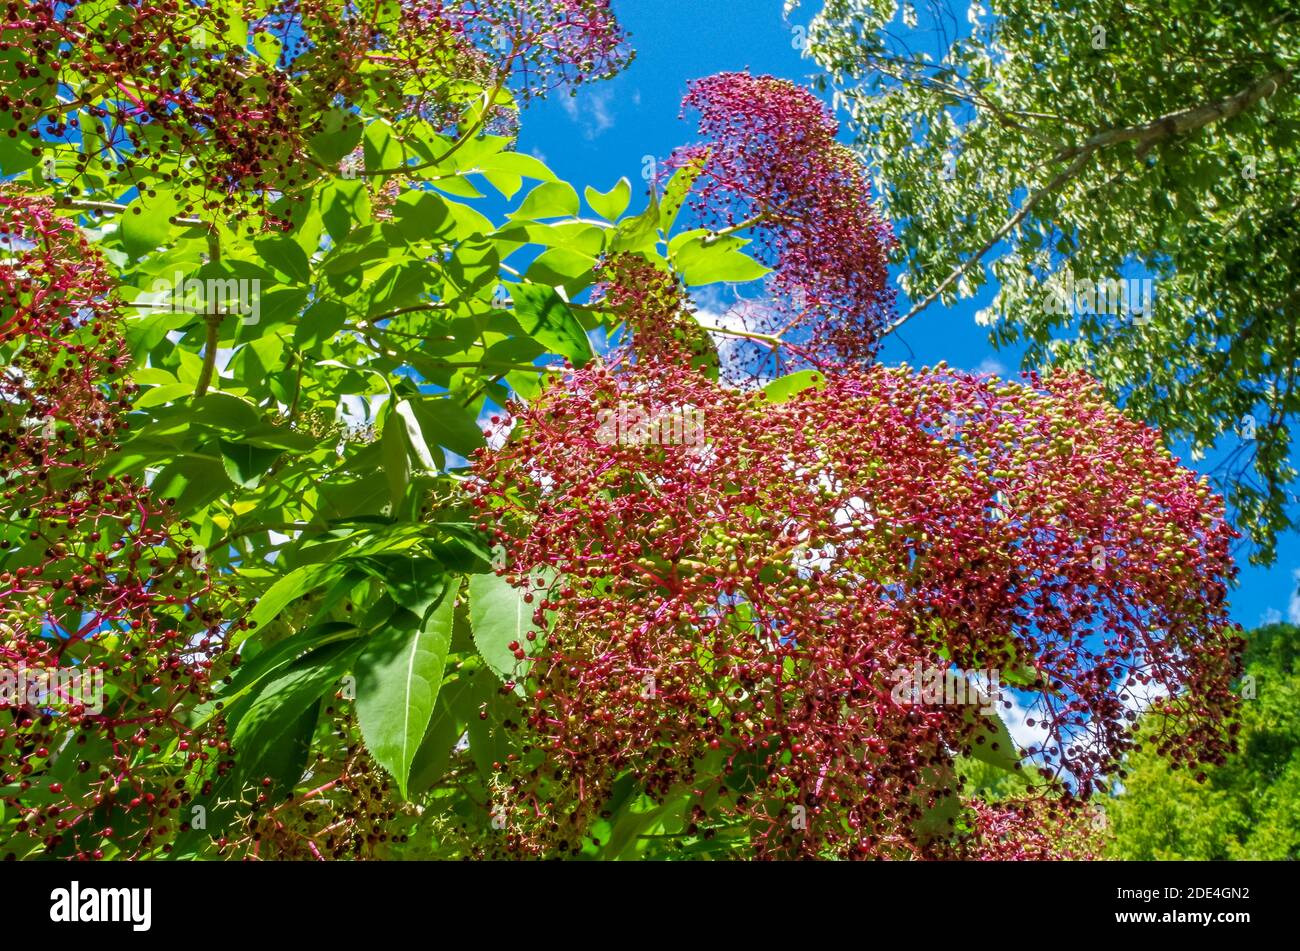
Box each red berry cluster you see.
[594,252,717,371]
[0,193,245,858]
[435,0,633,100]
[470,351,1240,858]
[3,1,631,225]
[673,72,896,379]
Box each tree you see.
[467,75,1242,860]
[798,0,1300,564]
[1106,622,1300,860]
[0,1,1243,860]
[2,0,647,860]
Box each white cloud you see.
[1289,568,1300,624]
[476,406,513,451]
[975,356,1006,377]
[561,87,617,140]
[691,294,784,390]
[1001,692,1038,751]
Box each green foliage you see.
[1106,623,1300,859]
[355,587,457,799]
[0,0,786,858]
[803,0,1300,562]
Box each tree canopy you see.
[1107,622,1299,860]
[0,0,1262,861]
[799,0,1300,563]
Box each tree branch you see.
[193,229,223,400]
[884,66,1295,337]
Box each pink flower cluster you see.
[471,356,1241,858]
[0,194,242,858]
[3,1,631,221]
[674,73,896,377]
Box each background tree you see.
[797,0,1300,563]
[1106,622,1299,860]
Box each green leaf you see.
[132,382,194,409]
[217,439,284,488]
[209,621,362,716]
[464,666,517,776]
[585,177,632,221]
[761,369,827,404]
[480,151,557,183]
[254,235,311,283]
[962,686,1023,774]
[148,455,232,515]
[670,230,769,285]
[609,191,661,254]
[433,174,485,200]
[229,639,360,793]
[603,796,676,859]
[365,555,446,616]
[308,108,364,165]
[382,405,411,510]
[0,134,38,175]
[318,179,371,243]
[393,191,455,243]
[189,393,262,431]
[393,398,440,476]
[660,155,705,232]
[527,247,596,296]
[446,238,500,298]
[295,298,348,348]
[256,286,310,327]
[510,181,580,220]
[363,118,407,173]
[407,687,466,795]
[355,586,456,798]
[366,260,436,316]
[120,190,180,258]
[243,562,350,645]
[408,397,487,458]
[468,572,542,686]
[507,282,592,367]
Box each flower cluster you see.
[2,1,631,223]
[0,194,243,858]
[673,73,896,378]
[438,0,633,100]
[470,357,1240,859]
[595,252,716,371]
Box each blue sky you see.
[513,0,1300,631]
